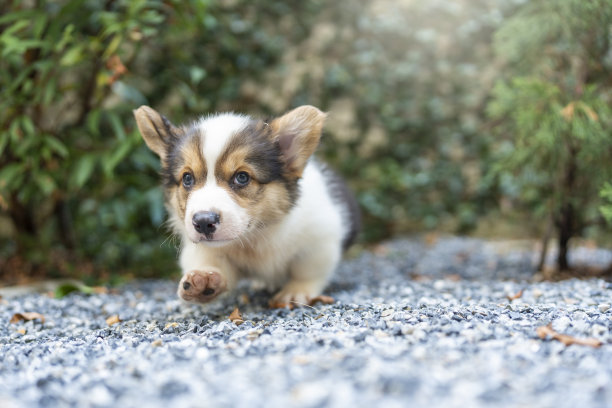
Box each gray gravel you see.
[1,236,611,408]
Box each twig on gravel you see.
[229,307,244,325]
[289,301,317,311]
[506,289,524,301]
[536,324,602,348]
[106,315,121,326]
[10,312,45,324]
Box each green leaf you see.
[103,139,133,177]
[35,173,57,196]
[109,113,126,140]
[21,116,35,136]
[0,132,9,156]
[45,136,69,158]
[190,66,207,84]
[0,10,37,25]
[0,163,25,190]
[54,282,94,298]
[60,45,83,66]
[102,34,122,59]
[71,155,97,188]
[87,109,102,136]
[112,81,146,105]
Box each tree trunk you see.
[8,195,37,236]
[55,199,75,250]
[557,203,573,271]
[556,145,578,271]
[536,217,553,272]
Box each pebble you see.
[0,237,611,408]
[551,316,572,332]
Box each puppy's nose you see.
[192,211,220,235]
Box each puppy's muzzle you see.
[192,211,220,236]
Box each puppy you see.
[133,105,360,307]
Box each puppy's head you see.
[133,105,326,246]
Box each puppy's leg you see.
[177,244,238,304]
[271,244,341,308]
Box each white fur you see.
[183,114,251,243]
[184,184,249,243]
[198,113,249,172]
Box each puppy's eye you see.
[233,171,250,186]
[182,172,194,189]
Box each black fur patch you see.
[319,162,361,250]
[218,120,301,206]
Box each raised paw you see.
[178,270,226,304]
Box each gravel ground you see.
[1,236,611,408]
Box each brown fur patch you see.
[244,182,293,226]
[169,134,207,221]
[214,144,294,227]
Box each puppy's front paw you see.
[178,270,226,304]
[269,280,324,309]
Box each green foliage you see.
[487,0,612,268]
[3,0,609,279]
[1,0,172,276]
[0,0,320,280]
[601,183,612,224]
[239,0,524,238]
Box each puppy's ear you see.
[133,106,183,161]
[270,105,326,178]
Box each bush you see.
[486,0,612,270]
[4,0,608,281]
[239,0,523,239]
[0,0,320,281]
[601,183,612,224]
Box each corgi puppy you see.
[133,105,360,308]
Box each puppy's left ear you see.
[270,105,326,178]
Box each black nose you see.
[192,211,220,235]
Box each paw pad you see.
[178,270,226,303]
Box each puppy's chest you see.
[225,234,297,281]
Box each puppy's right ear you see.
[133,106,183,161]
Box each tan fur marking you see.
[174,136,207,221]
[210,145,294,229]
[216,146,251,183]
[245,182,292,225]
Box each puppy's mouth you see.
[189,232,238,246]
[197,235,233,243]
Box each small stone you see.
[591,324,607,336]
[598,303,610,313]
[433,280,446,290]
[551,316,571,332]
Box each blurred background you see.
[1,0,612,285]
